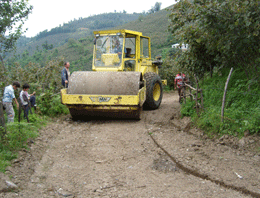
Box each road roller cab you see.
[61,29,166,120]
[92,30,160,73]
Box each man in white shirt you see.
[2,82,20,122]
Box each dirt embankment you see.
[1,92,259,198]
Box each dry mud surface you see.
[1,92,260,198]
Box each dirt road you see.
[1,92,260,197]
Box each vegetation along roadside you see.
[0,0,259,173]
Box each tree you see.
[149,2,162,14]
[42,41,53,50]
[154,2,162,12]
[0,0,32,65]
[68,38,78,48]
[138,15,144,22]
[169,0,260,79]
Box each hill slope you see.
[10,6,174,72]
[15,12,141,55]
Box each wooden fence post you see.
[183,85,186,104]
[189,87,192,101]
[194,75,199,116]
[221,67,233,122]
[0,101,6,136]
[200,89,204,110]
[184,77,203,113]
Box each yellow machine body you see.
[61,29,166,120]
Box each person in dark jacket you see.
[61,62,70,88]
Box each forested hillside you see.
[7,6,173,72]
[14,12,142,56]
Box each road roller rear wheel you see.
[144,72,163,110]
[131,107,143,120]
[69,108,81,121]
[69,108,92,121]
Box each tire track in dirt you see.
[1,92,259,197]
[144,92,260,198]
[148,134,260,198]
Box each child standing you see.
[20,83,35,121]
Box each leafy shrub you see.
[38,87,69,117]
[181,100,196,117]
[163,85,171,92]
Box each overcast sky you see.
[23,0,175,37]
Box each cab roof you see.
[93,29,143,36]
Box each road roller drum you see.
[68,71,142,95]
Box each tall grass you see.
[0,114,47,172]
[0,84,69,172]
[181,68,260,137]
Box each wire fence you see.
[178,74,204,116]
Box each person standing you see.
[20,83,35,120]
[61,62,70,88]
[174,72,186,97]
[2,82,20,123]
[30,92,36,111]
[113,39,122,58]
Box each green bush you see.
[163,85,171,92]
[0,150,16,172]
[181,100,196,117]
[3,123,38,150]
[38,87,69,117]
[0,120,43,172]
[185,68,260,137]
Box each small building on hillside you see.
[172,43,189,51]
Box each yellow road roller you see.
[61,29,166,120]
